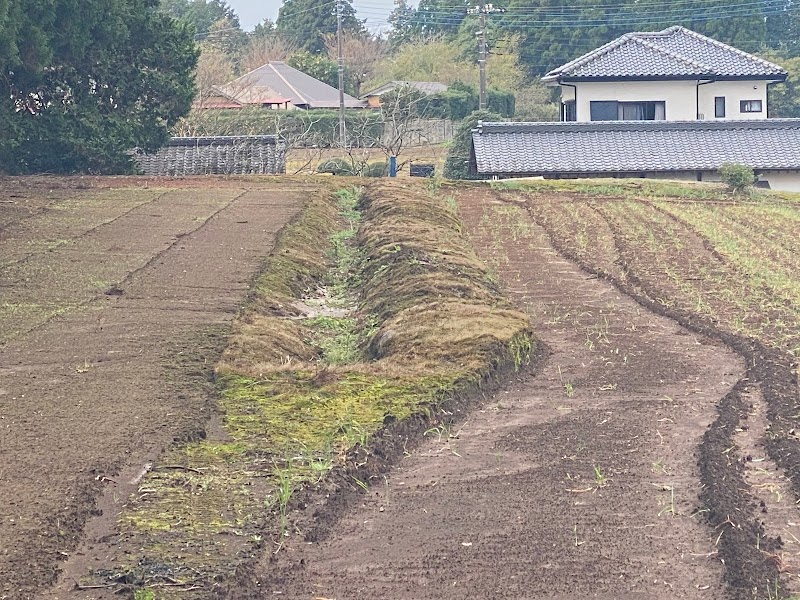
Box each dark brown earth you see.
[249,190,747,598]
[0,178,310,599]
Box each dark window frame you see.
[562,100,576,122]
[590,100,666,121]
[714,96,726,118]
[740,99,763,113]
[590,100,619,121]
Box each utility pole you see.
[468,3,505,110]
[336,0,346,146]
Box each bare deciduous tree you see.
[195,43,236,107]
[331,85,436,175]
[242,35,298,72]
[376,86,432,166]
[323,32,387,97]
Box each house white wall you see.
[559,79,774,122]
[619,170,800,192]
[697,81,768,120]
[757,171,800,192]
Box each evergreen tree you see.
[443,109,503,180]
[159,0,239,34]
[387,0,416,48]
[0,0,198,173]
[765,0,800,56]
[276,0,363,54]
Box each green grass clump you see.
[490,177,726,200]
[306,316,362,365]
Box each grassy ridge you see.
[106,181,532,597]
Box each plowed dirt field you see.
[256,184,800,600]
[3,179,799,600]
[0,177,309,599]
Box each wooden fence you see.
[136,136,285,176]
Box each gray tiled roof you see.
[543,26,786,81]
[220,62,365,109]
[471,120,800,175]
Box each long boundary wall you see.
[137,136,286,176]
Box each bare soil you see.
[5,179,798,599]
[0,177,311,599]
[247,188,753,598]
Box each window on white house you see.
[740,100,762,113]
[562,100,576,121]
[590,100,666,121]
[715,96,726,118]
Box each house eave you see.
[554,74,786,83]
[477,167,800,178]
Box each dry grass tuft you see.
[359,183,532,374]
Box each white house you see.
[542,26,787,123]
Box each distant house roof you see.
[542,26,787,82]
[201,87,289,109]
[470,119,800,176]
[217,62,365,109]
[362,81,448,98]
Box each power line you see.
[355,0,783,12]
[351,4,799,27]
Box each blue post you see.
[389,155,397,177]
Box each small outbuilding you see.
[361,81,448,108]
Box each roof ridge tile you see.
[675,26,786,74]
[544,25,786,81]
[628,36,711,73]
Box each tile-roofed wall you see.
[472,119,800,175]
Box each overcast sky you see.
[227,0,401,32]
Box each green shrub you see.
[317,158,355,176]
[719,163,757,194]
[364,161,387,177]
[487,88,516,117]
[443,110,503,180]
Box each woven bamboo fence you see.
[136,136,286,176]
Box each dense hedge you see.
[180,83,514,144]
[181,109,384,147]
[423,82,515,119]
[443,110,504,180]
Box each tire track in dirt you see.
[0,185,310,599]
[558,196,799,595]
[254,191,739,599]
